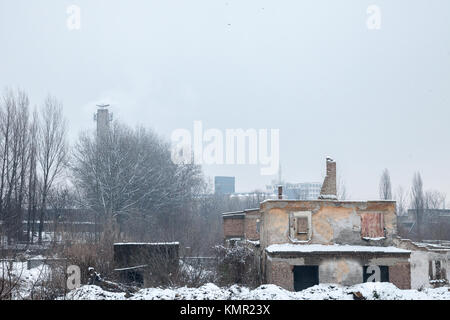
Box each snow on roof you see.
[318,194,338,200]
[266,244,410,254]
[222,211,245,216]
[114,242,179,246]
[114,265,148,272]
[260,199,396,204]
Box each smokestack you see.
[319,157,337,200]
[95,104,112,138]
[278,186,283,200]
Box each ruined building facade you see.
[223,158,413,291]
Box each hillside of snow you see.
[63,282,450,300]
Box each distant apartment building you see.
[215,176,236,195]
[267,182,322,200]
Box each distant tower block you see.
[94,104,112,138]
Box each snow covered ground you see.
[3,260,449,300]
[0,261,52,299]
[64,282,450,300]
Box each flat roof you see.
[222,211,245,217]
[266,244,410,254]
[114,242,179,246]
[261,199,396,204]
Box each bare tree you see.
[411,172,424,240]
[394,185,408,217]
[72,121,203,244]
[37,96,68,244]
[424,190,446,210]
[379,168,392,200]
[0,89,32,243]
[26,110,39,244]
[337,175,348,200]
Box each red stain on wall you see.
[361,213,384,238]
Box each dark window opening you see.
[363,266,389,283]
[435,261,442,280]
[293,266,319,291]
[119,270,144,287]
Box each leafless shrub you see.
[60,237,115,285]
[213,243,261,288]
[176,257,216,288]
[0,258,20,300]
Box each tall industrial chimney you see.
[94,104,112,138]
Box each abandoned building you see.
[113,242,180,287]
[223,157,449,291]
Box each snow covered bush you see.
[177,259,216,287]
[214,243,261,288]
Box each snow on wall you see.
[266,244,410,254]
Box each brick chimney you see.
[319,157,337,200]
[278,185,283,200]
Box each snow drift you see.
[64,282,450,300]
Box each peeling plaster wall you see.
[319,258,362,285]
[260,200,397,248]
[258,200,410,290]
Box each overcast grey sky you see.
[0,0,449,200]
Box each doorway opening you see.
[293,266,319,291]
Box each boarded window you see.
[297,217,309,234]
[360,213,384,238]
[289,212,312,242]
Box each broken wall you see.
[395,239,450,289]
[223,213,245,240]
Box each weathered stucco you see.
[257,200,412,290]
[260,200,397,248]
[321,258,363,285]
[223,199,417,291]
